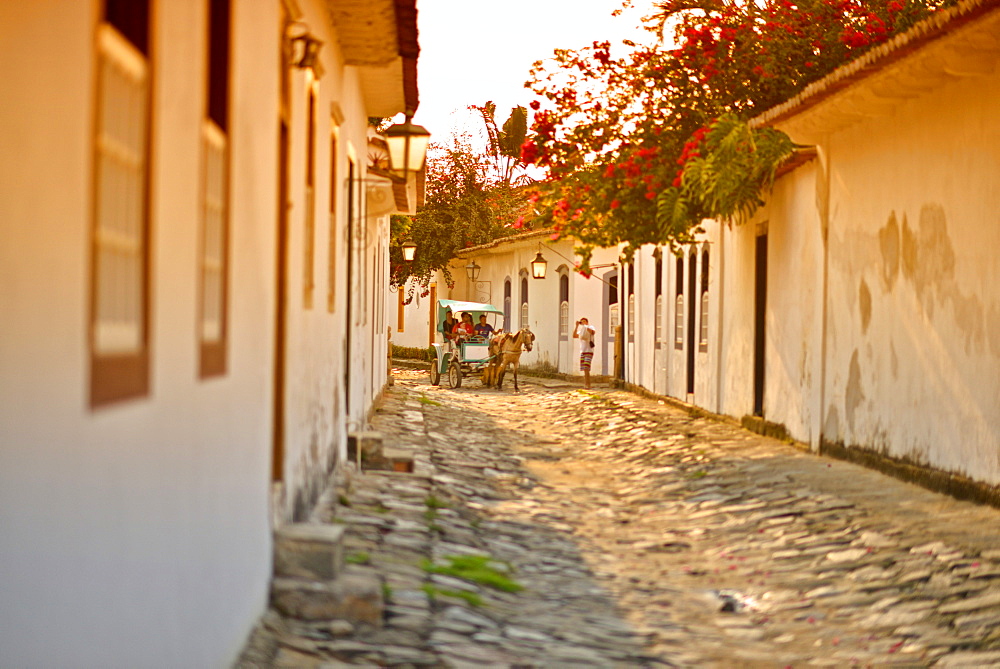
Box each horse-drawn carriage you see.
[428,299,534,390]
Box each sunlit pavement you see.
[239,368,1000,668]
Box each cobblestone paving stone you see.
[238,370,1000,668]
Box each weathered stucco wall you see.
[818,61,1000,482]
[762,162,826,444]
[717,219,758,418]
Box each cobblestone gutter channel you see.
[238,371,1000,668]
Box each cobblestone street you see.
[239,370,1000,668]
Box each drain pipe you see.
[817,142,832,454]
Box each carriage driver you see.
[474,314,495,337]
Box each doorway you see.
[603,270,618,376]
[687,252,697,396]
[753,233,768,416]
[272,14,291,484]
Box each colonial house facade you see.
[0,0,419,666]
[621,0,1000,496]
[390,230,621,378]
[390,0,1000,504]
[747,0,1000,484]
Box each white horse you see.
[493,328,535,392]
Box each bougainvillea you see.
[520,0,954,266]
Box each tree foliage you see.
[521,0,955,265]
[471,102,532,186]
[388,105,535,293]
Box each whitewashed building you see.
[0,0,420,666]
[390,230,621,378]
[623,0,1000,496]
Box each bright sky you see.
[411,0,657,145]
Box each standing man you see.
[573,317,596,389]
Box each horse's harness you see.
[487,329,533,362]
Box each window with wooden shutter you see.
[90,9,151,407]
[303,79,317,308]
[674,257,684,350]
[198,0,231,377]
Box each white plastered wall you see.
[718,218,758,417]
[760,162,826,443]
[0,1,276,665]
[816,62,1000,481]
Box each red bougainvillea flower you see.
[520,0,939,262]
[513,215,525,229]
[529,100,541,110]
[520,140,539,165]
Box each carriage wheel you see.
[429,361,440,386]
[447,355,462,389]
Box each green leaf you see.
[499,106,528,159]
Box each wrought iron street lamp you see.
[401,240,417,262]
[287,23,323,70]
[530,251,547,279]
[465,260,481,282]
[384,115,431,176]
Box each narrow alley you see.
[239,371,1000,668]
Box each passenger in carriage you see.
[452,312,475,341]
[441,310,457,343]
[474,314,495,338]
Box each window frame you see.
[627,263,635,344]
[558,271,569,339]
[503,278,512,332]
[303,76,317,309]
[654,253,663,348]
[674,256,684,350]
[327,125,339,312]
[607,273,619,338]
[699,247,710,352]
[89,13,153,408]
[396,286,405,333]
[519,273,528,329]
[198,0,232,379]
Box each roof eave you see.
[751,0,1000,132]
[325,0,419,116]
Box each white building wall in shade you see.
[803,57,1000,481]
[0,2,275,665]
[0,0,412,665]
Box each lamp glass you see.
[401,241,417,262]
[530,252,547,279]
[385,118,431,173]
[300,38,322,69]
[465,260,481,282]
